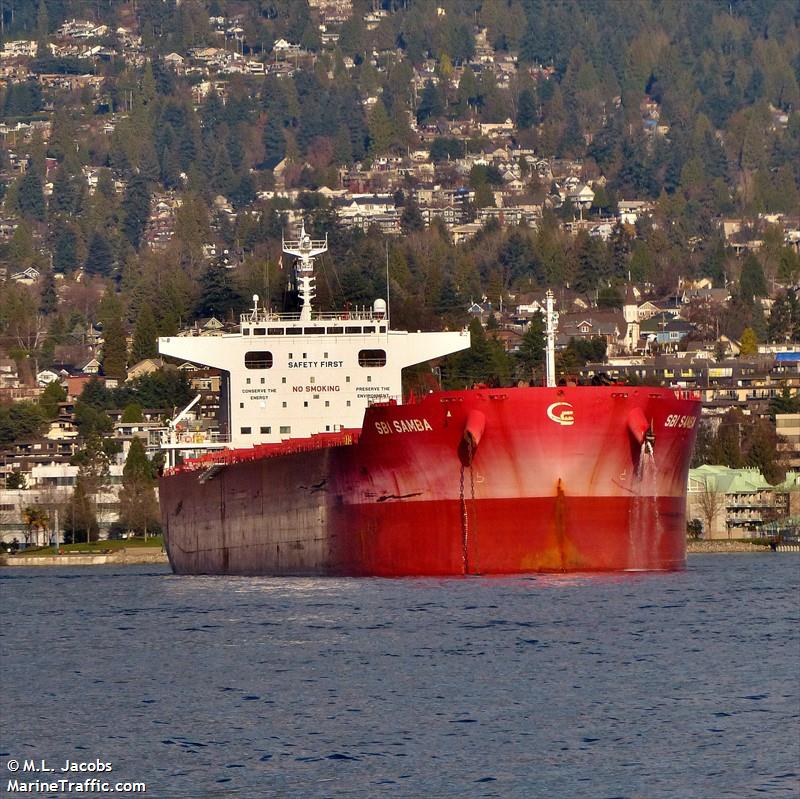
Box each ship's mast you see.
[545,289,558,388]
[282,221,328,321]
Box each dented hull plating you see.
[159,386,700,575]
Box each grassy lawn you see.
[6,536,164,557]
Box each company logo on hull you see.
[547,402,575,426]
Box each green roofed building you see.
[688,466,800,539]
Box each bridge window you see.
[358,349,387,367]
[327,327,343,334]
[304,326,325,334]
[345,326,361,334]
[267,328,284,335]
[362,326,375,334]
[254,328,266,336]
[286,327,303,335]
[245,351,273,369]
[240,427,251,434]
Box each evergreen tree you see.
[38,380,66,419]
[711,409,745,468]
[84,232,114,277]
[121,403,144,423]
[130,304,158,364]
[746,418,784,485]
[17,170,46,221]
[517,88,537,129]
[100,320,128,379]
[160,144,181,190]
[49,166,75,215]
[118,437,159,538]
[121,175,151,249]
[36,0,49,56]
[99,292,128,379]
[39,271,57,315]
[515,313,546,379]
[230,173,256,210]
[367,100,394,156]
[262,114,287,168]
[416,80,445,125]
[138,139,161,184]
[53,225,79,274]
[195,259,246,319]
[400,201,425,234]
[739,254,767,301]
[210,143,236,197]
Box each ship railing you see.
[672,389,701,401]
[148,428,231,447]
[165,430,359,476]
[240,309,385,324]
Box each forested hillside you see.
[0,0,798,379]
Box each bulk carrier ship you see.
[157,226,700,575]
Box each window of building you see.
[239,402,244,409]
[242,328,250,336]
[240,427,252,434]
[282,377,286,383]
[280,426,291,434]
[246,377,251,384]
[346,400,351,407]
[282,401,287,408]
[367,375,372,383]
[325,401,329,407]
[304,401,308,407]
[260,426,271,434]
[245,351,273,369]
[358,349,387,367]
[310,376,315,383]
[260,378,265,384]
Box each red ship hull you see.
[159,386,700,575]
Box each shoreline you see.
[687,540,773,554]
[0,547,168,567]
[1,541,787,568]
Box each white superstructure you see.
[159,225,470,448]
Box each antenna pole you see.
[385,240,390,328]
[545,289,558,388]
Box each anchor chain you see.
[459,438,475,574]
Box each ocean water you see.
[1,554,798,799]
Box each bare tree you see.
[697,480,727,539]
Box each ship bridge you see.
[159,225,469,448]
